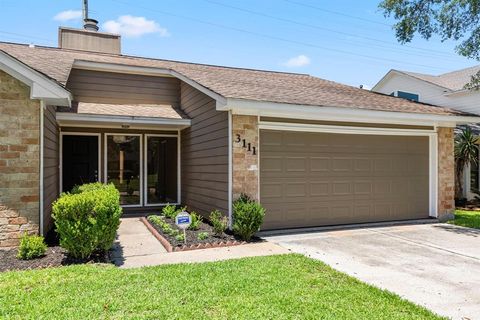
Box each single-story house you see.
[1,25,479,247]
[372,67,480,199]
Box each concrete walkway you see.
[266,223,480,320]
[111,217,289,268]
[111,217,167,266]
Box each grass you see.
[0,254,443,320]
[449,210,480,229]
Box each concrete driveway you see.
[265,223,480,320]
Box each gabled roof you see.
[376,65,480,92]
[0,41,471,117]
[0,50,71,106]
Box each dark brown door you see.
[62,135,99,192]
[260,130,430,230]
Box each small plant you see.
[147,215,164,226]
[162,224,174,235]
[162,204,177,219]
[210,210,228,236]
[188,211,203,230]
[17,233,47,260]
[198,232,209,240]
[175,233,185,242]
[232,194,265,241]
[174,206,187,218]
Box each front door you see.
[145,135,178,205]
[106,134,142,206]
[62,135,99,192]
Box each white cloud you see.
[282,54,311,67]
[54,10,82,22]
[102,15,170,38]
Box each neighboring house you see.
[1,23,479,247]
[373,67,480,199]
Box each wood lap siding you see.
[43,105,59,233]
[66,69,181,106]
[180,82,229,216]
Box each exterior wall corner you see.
[232,115,259,202]
[437,127,455,219]
[0,70,41,248]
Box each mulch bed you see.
[142,215,248,252]
[0,246,111,273]
[456,199,480,211]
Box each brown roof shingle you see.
[58,102,187,119]
[0,41,467,116]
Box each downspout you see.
[39,100,45,236]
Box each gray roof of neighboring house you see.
[0,41,470,117]
[399,65,480,91]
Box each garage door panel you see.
[260,130,430,230]
[310,157,330,172]
[354,181,373,194]
[286,157,307,172]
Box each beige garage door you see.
[260,130,430,230]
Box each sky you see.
[0,0,477,88]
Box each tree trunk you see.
[455,163,465,200]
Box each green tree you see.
[379,0,480,88]
[454,127,478,200]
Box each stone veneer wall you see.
[437,127,455,220]
[232,115,259,201]
[0,70,40,248]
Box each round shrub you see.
[232,194,265,241]
[17,233,47,260]
[52,183,122,259]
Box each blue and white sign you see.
[175,212,191,230]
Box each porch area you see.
[56,102,190,212]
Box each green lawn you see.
[0,254,442,320]
[450,210,480,229]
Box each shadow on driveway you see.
[432,224,480,237]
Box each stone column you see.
[232,115,259,201]
[0,70,40,248]
[437,127,455,221]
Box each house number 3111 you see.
[235,134,256,155]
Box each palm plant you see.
[455,127,479,200]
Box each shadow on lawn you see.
[110,234,126,267]
[433,224,480,237]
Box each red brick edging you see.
[140,217,246,253]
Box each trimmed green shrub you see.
[70,182,105,194]
[209,210,228,236]
[52,183,122,259]
[198,232,209,240]
[232,194,265,241]
[17,233,47,260]
[188,211,203,230]
[162,204,177,219]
